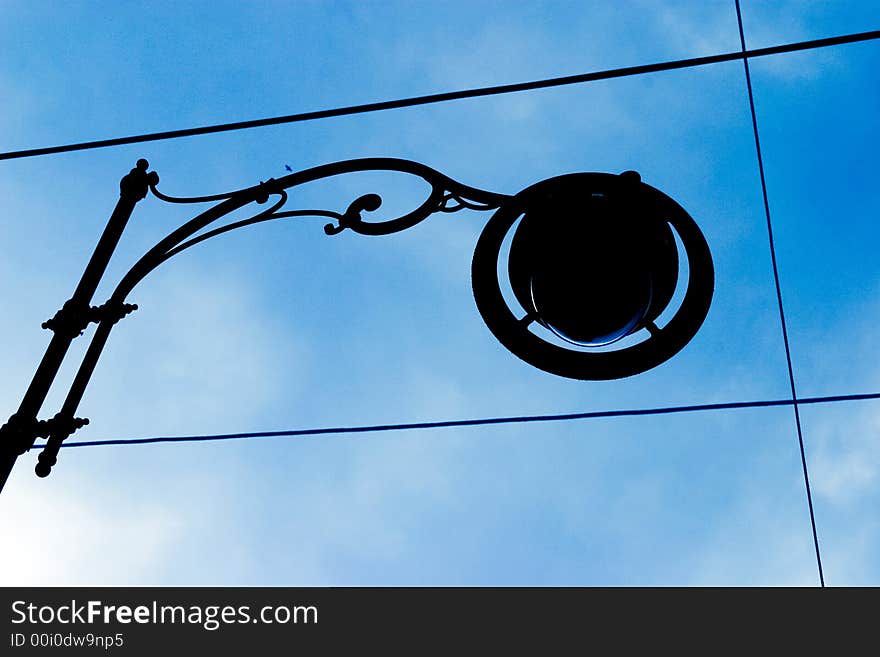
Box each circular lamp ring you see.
[471,172,714,380]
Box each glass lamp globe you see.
[508,178,677,347]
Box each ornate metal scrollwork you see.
[115,158,509,301]
[28,158,509,478]
[150,156,505,238]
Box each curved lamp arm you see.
[117,157,508,300]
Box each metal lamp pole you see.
[0,160,155,492]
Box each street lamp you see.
[472,169,714,380]
[0,158,714,492]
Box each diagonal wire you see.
[40,391,880,449]
[734,0,825,587]
[0,29,877,162]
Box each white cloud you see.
[0,250,313,585]
[0,470,187,585]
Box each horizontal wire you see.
[2,28,878,162]
[43,390,880,450]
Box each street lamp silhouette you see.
[473,169,713,380]
[0,158,713,493]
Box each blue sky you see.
[0,0,877,585]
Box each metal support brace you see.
[42,299,138,337]
[1,411,89,457]
[34,413,90,478]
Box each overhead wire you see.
[39,391,880,449]
[0,29,877,162]
[734,0,825,587]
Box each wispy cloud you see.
[0,471,187,585]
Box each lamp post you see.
[0,158,714,494]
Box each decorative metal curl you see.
[438,192,500,213]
